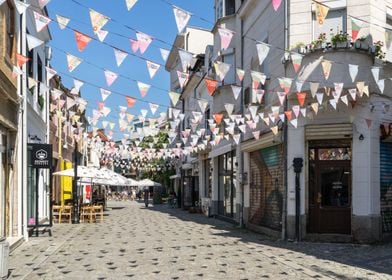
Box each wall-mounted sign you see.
[30,144,53,169]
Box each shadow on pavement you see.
[144,202,392,277]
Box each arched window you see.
[5,0,15,58]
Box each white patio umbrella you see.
[98,168,129,186]
[53,166,108,179]
[137,179,161,187]
[128,178,139,187]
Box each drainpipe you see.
[281,0,289,241]
[239,16,245,228]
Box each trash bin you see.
[0,238,9,279]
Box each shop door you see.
[308,147,351,234]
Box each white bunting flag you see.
[292,105,300,118]
[252,131,260,140]
[96,29,108,42]
[256,42,270,65]
[321,60,332,80]
[38,0,50,9]
[113,48,128,67]
[178,49,194,72]
[173,6,191,33]
[12,66,23,78]
[236,68,245,82]
[348,88,357,100]
[136,32,153,54]
[214,61,231,82]
[377,79,385,93]
[349,64,358,83]
[14,1,29,15]
[371,67,380,82]
[149,103,159,115]
[311,102,319,114]
[218,27,234,50]
[125,0,137,11]
[231,85,242,100]
[137,81,150,98]
[329,99,337,110]
[45,66,57,81]
[277,91,286,106]
[33,11,51,32]
[310,82,319,98]
[316,92,324,105]
[160,48,170,62]
[56,15,70,29]
[198,99,208,113]
[290,118,298,128]
[104,70,118,87]
[233,134,241,145]
[89,9,109,33]
[248,105,258,120]
[66,53,82,72]
[341,95,348,106]
[334,83,344,97]
[291,53,303,72]
[169,91,181,106]
[26,34,44,51]
[100,88,111,101]
[251,71,266,88]
[146,60,160,79]
[177,71,189,89]
[296,80,304,92]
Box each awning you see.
[208,143,233,158]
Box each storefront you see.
[217,150,237,218]
[380,125,392,234]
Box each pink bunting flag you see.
[113,48,128,67]
[96,29,108,42]
[136,32,152,54]
[137,81,150,98]
[272,0,282,11]
[104,70,118,87]
[218,27,234,50]
[130,39,139,53]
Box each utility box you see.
[0,238,9,279]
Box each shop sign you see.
[31,144,53,169]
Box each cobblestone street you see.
[8,201,392,279]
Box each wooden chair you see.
[80,205,94,223]
[52,205,62,223]
[93,205,104,223]
[60,205,73,224]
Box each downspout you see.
[281,0,289,241]
[239,16,245,228]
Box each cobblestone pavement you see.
[8,201,392,279]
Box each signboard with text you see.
[30,144,53,169]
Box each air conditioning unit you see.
[0,239,9,279]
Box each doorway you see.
[308,143,352,234]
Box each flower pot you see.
[354,41,361,49]
[360,41,369,51]
[334,41,349,49]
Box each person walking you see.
[143,188,149,207]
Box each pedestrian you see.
[143,188,149,207]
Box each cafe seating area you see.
[52,204,104,224]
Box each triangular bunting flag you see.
[168,91,181,106]
[310,82,319,98]
[371,67,380,82]
[277,91,286,106]
[146,60,160,79]
[315,2,329,25]
[311,102,319,114]
[351,17,363,41]
[296,80,304,92]
[198,99,208,113]
[329,99,337,110]
[348,88,357,100]
[46,66,57,81]
[130,39,139,53]
[321,60,332,80]
[341,95,348,106]
[218,27,234,50]
[56,15,70,30]
[89,9,109,32]
[224,103,234,116]
[137,82,150,98]
[16,53,29,68]
[149,103,159,115]
[213,113,223,125]
[33,11,51,32]
[316,92,324,105]
[177,71,189,89]
[96,29,108,42]
[125,0,137,11]
[236,68,245,82]
[205,79,218,96]
[214,61,231,82]
[136,32,153,54]
[104,70,118,87]
[231,85,242,100]
[74,31,92,52]
[178,49,194,72]
[251,71,266,88]
[297,92,307,107]
[256,42,270,65]
[26,34,44,51]
[100,88,111,101]
[66,53,82,72]
[126,96,136,108]
[114,48,128,67]
[278,77,292,94]
[173,6,191,33]
[365,119,372,129]
[349,64,358,83]
[38,0,50,9]
[272,0,282,11]
[291,53,303,72]
[160,48,170,62]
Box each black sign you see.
[31,144,53,169]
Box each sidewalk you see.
[7,201,392,279]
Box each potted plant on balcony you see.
[371,41,385,60]
[311,33,327,51]
[291,42,306,54]
[355,36,369,50]
[331,31,350,49]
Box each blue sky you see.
[47,0,214,140]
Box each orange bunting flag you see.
[297,92,307,107]
[213,113,223,125]
[205,79,218,96]
[16,53,29,68]
[284,110,293,121]
[126,96,136,108]
[74,31,92,51]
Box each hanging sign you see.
[30,144,53,169]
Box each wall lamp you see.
[359,134,364,141]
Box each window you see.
[313,8,347,41]
[215,0,235,20]
[225,0,235,16]
[5,0,15,58]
